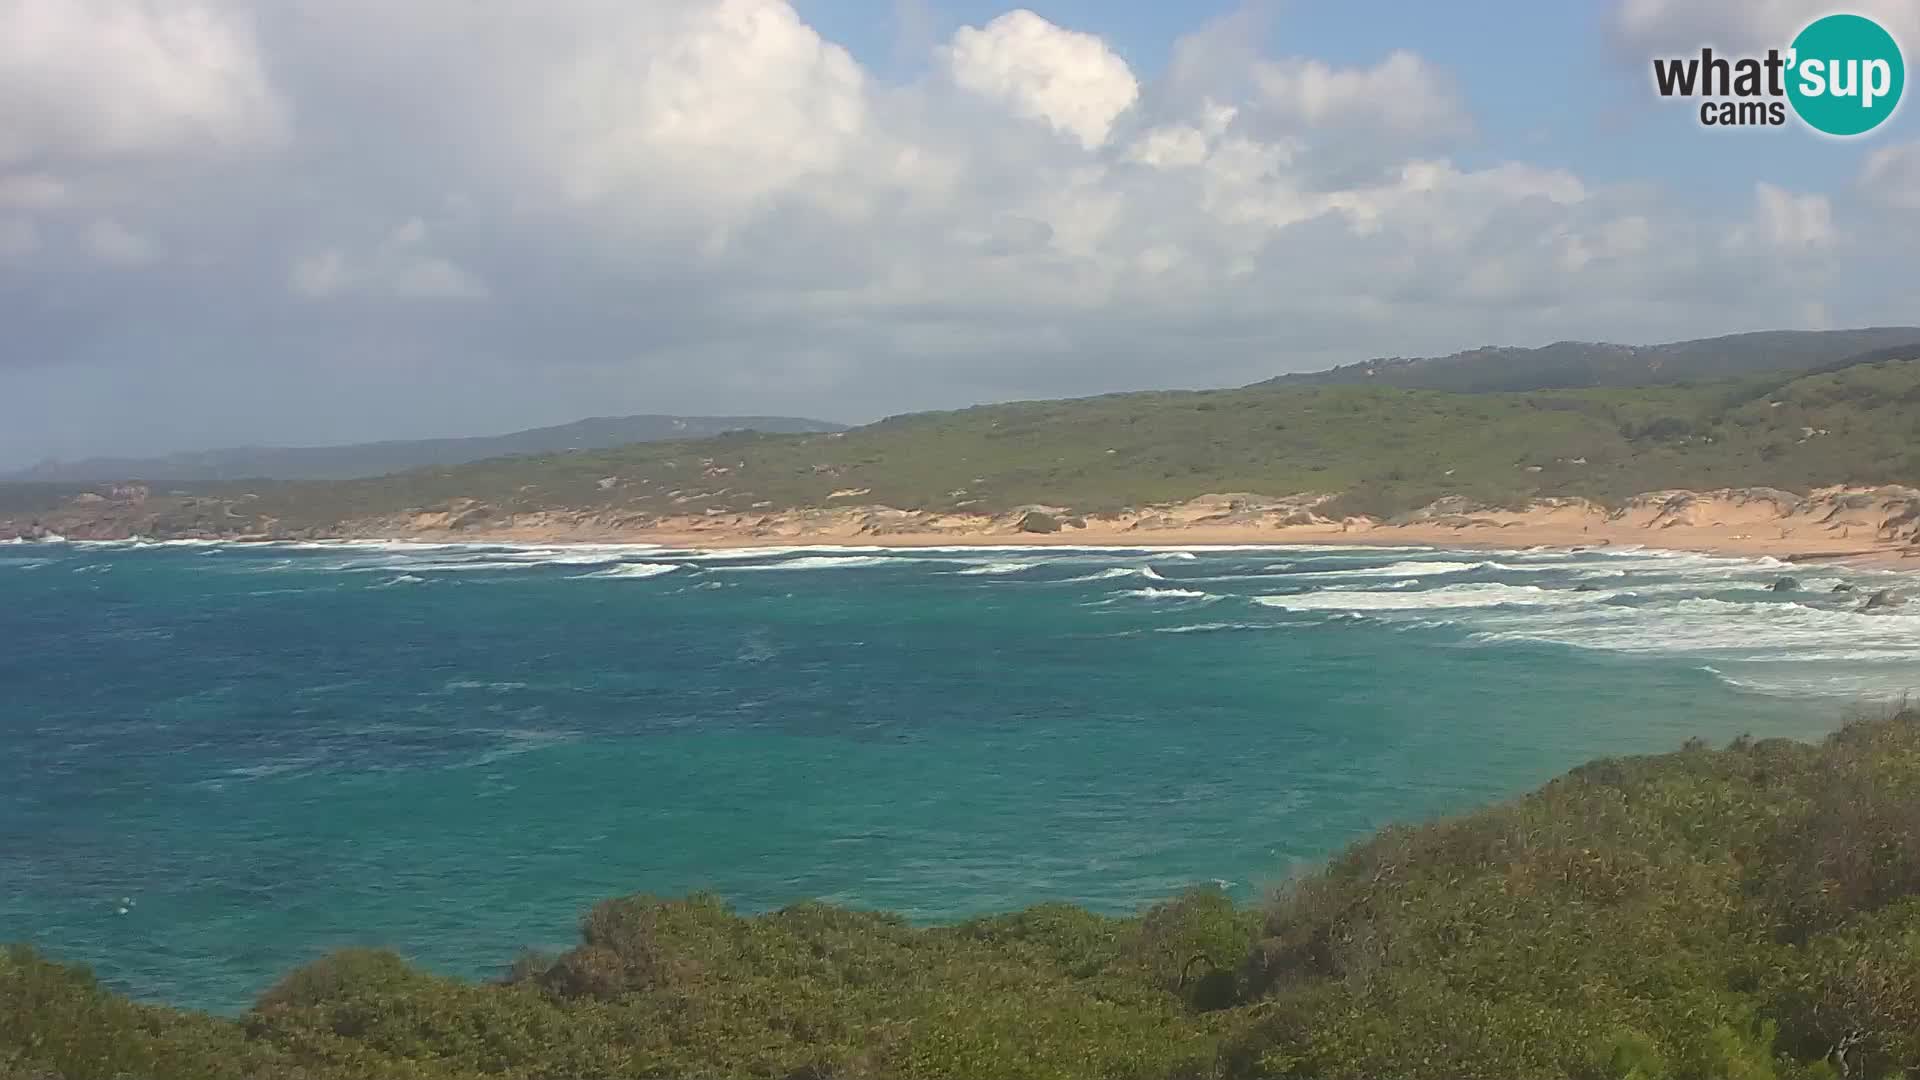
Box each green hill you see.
[6,708,1919,1079]
[8,354,1920,539]
[0,414,846,487]
[239,354,1920,529]
[1263,328,1920,393]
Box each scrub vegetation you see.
[8,707,1920,1079]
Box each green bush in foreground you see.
[6,710,1920,1078]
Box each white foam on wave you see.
[680,545,892,561]
[572,563,680,580]
[1326,577,1421,591]
[1293,559,1527,580]
[955,560,1039,575]
[717,555,902,571]
[1116,587,1213,601]
[354,559,549,573]
[1060,565,1166,583]
[1473,596,1920,654]
[1253,583,1609,612]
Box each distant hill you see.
[26,348,1916,540]
[1263,327,1920,393]
[2,415,846,487]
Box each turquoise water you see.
[3,538,1914,1012]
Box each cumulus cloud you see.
[1750,183,1838,250]
[0,0,284,165]
[290,219,487,301]
[1252,51,1468,135]
[945,10,1140,149]
[0,0,1906,466]
[1861,143,1920,210]
[528,0,869,213]
[1725,183,1839,261]
[1615,0,1920,51]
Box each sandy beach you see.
[384,486,1920,571]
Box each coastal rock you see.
[1770,578,1799,593]
[1860,589,1907,612]
[1831,582,1857,593]
[1017,511,1061,534]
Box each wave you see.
[1253,583,1609,612]
[1471,596,1920,655]
[371,574,425,588]
[1153,621,1275,634]
[1116,587,1213,601]
[351,560,551,573]
[955,560,1040,575]
[680,545,892,561]
[573,563,680,580]
[716,555,902,571]
[1061,566,1165,583]
[1292,559,1530,580]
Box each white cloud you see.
[290,219,487,301]
[1861,142,1920,210]
[1735,182,1837,250]
[0,0,285,165]
[945,10,1139,149]
[529,0,868,213]
[1252,51,1468,134]
[1615,0,1920,51]
[83,217,157,265]
[0,0,1909,466]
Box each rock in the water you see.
[1769,577,1800,592]
[1860,589,1907,612]
[1017,511,1061,534]
[1573,583,1604,592]
[1831,582,1857,593]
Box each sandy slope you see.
[365,486,1920,568]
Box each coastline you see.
[368,489,1920,571]
[11,484,1920,571]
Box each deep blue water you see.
[3,538,1915,1012]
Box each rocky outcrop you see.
[1016,511,1061,534]
[1770,578,1800,592]
[1860,589,1907,612]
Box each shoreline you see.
[370,516,1920,571]
[12,485,1920,571]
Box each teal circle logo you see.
[1787,14,1904,136]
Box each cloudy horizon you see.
[2,0,1917,468]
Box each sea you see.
[2,536,1915,1012]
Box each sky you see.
[2,0,1918,467]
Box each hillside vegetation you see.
[0,415,845,488]
[1265,328,1920,393]
[8,354,1920,538]
[238,354,1920,528]
[6,709,1920,1079]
